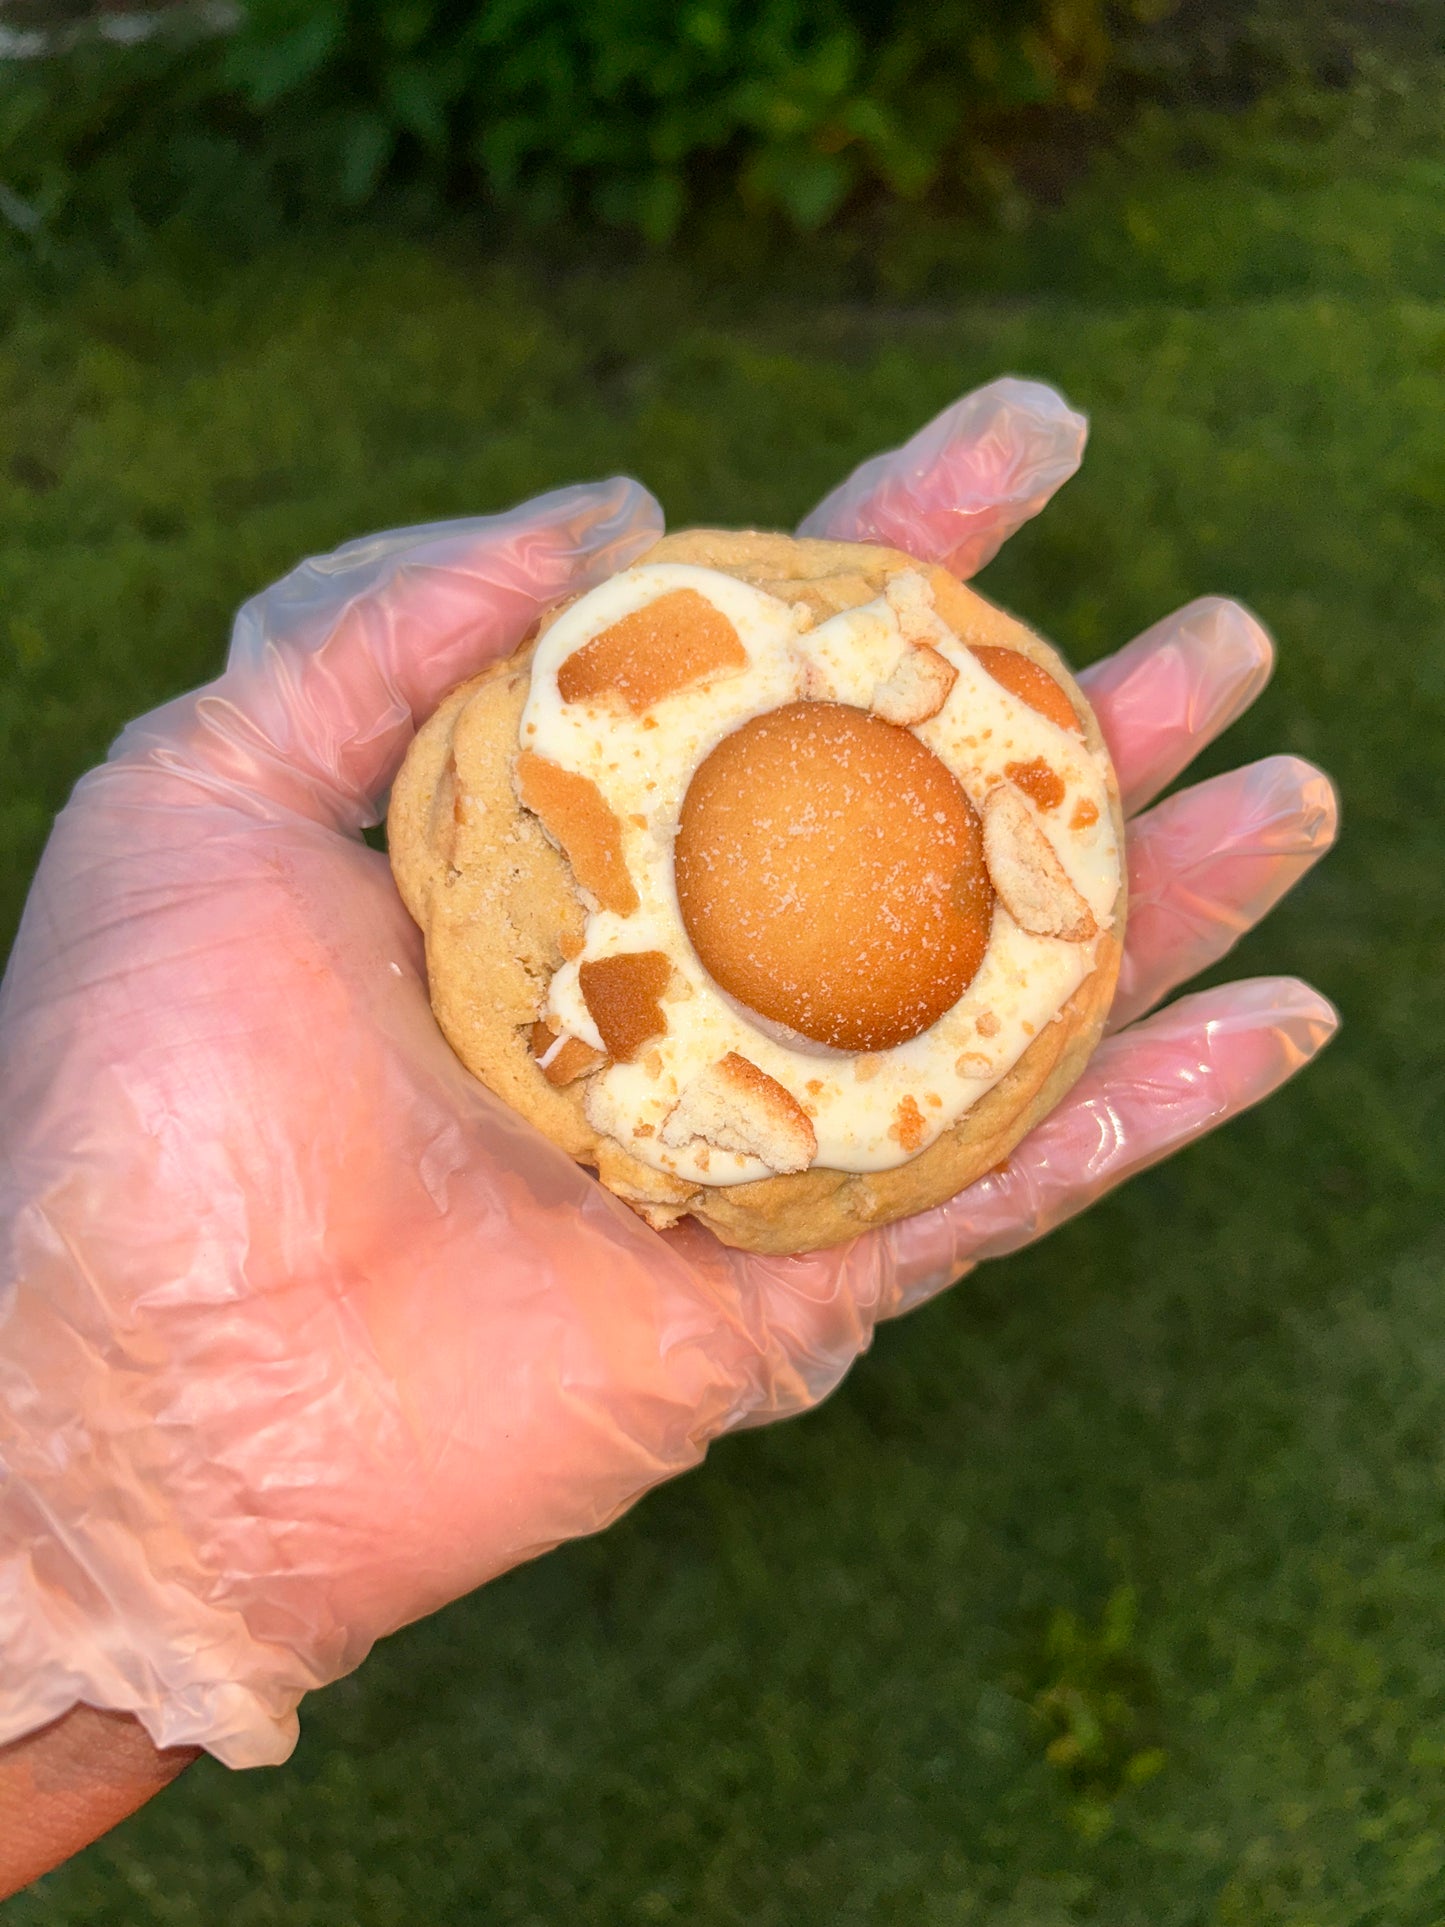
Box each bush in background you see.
[0,0,1440,257]
[0,0,1127,247]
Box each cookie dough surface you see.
[389,530,1126,1253]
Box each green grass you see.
[7,73,1445,1927]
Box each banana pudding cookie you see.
[388,530,1126,1253]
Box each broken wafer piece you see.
[884,568,945,642]
[982,785,1098,942]
[531,1020,607,1087]
[970,646,1082,736]
[660,1052,818,1174]
[514,751,639,917]
[579,950,672,1061]
[557,589,748,713]
[870,644,958,726]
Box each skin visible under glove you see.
[0,379,1338,1883]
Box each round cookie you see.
[388,530,1126,1254]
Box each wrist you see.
[0,1705,198,1900]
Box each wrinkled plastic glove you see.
[0,379,1338,1768]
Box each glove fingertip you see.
[797,377,1087,574]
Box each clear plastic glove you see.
[0,382,1338,1768]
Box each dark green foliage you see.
[3,0,1441,257]
[0,0,1125,250]
[6,68,1445,1927]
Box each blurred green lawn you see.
[6,77,1445,1927]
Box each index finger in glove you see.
[878,977,1339,1315]
[1110,755,1339,1033]
[117,478,663,831]
[798,377,1087,578]
[1080,596,1275,817]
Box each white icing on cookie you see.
[519,563,1119,1184]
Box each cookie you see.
[389,530,1126,1254]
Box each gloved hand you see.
[0,380,1337,1769]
